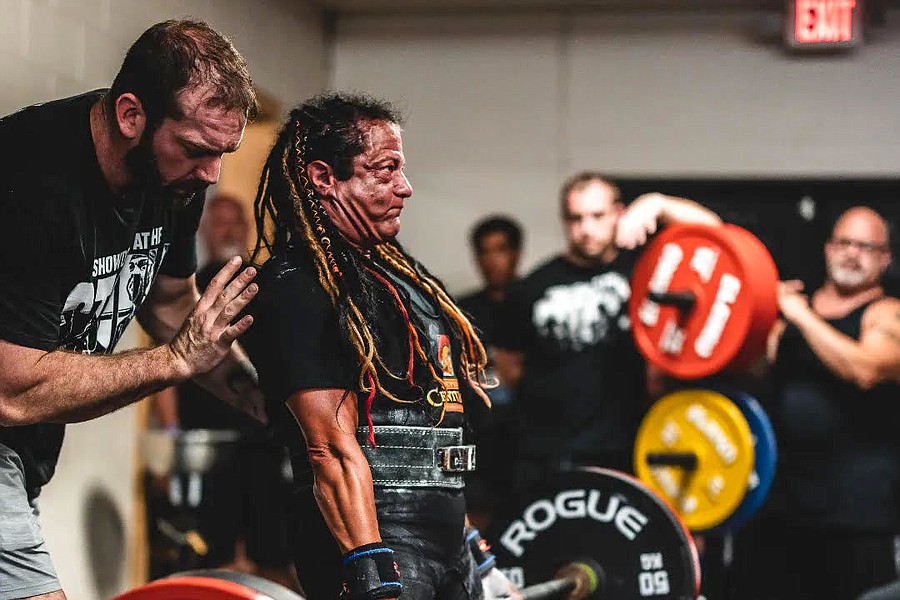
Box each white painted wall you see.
[331,10,900,293]
[1,2,326,599]
[0,0,326,117]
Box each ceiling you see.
[319,0,786,16]
[317,0,896,17]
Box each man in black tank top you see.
[731,206,900,600]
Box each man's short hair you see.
[469,215,523,252]
[108,19,259,127]
[559,172,621,216]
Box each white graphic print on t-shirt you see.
[59,226,169,354]
[532,272,631,351]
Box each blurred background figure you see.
[197,192,253,268]
[492,174,720,498]
[458,215,523,531]
[731,206,900,600]
[147,193,300,592]
[459,215,523,351]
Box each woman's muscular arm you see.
[286,388,381,553]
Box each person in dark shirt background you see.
[457,215,523,530]
[492,172,720,500]
[459,216,523,349]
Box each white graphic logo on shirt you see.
[59,226,168,354]
[532,272,631,351]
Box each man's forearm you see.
[1,344,185,426]
[0,260,261,427]
[792,310,874,386]
[656,194,722,226]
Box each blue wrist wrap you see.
[340,542,402,600]
[466,527,496,577]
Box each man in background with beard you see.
[0,20,263,600]
[731,206,900,600]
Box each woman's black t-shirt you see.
[245,246,473,484]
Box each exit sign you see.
[785,0,863,50]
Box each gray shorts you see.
[0,443,61,599]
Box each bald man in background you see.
[732,206,900,600]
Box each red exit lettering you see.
[794,0,857,44]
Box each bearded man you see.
[732,205,900,600]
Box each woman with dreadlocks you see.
[243,92,515,600]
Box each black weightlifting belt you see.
[356,426,476,489]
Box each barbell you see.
[119,463,711,600]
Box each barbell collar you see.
[508,550,602,599]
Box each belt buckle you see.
[437,445,476,473]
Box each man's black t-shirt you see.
[0,91,202,491]
[244,246,472,484]
[458,288,506,348]
[495,252,647,467]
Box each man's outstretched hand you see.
[167,257,258,378]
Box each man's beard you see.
[828,261,868,290]
[124,132,162,190]
[124,131,204,209]
[570,239,612,264]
